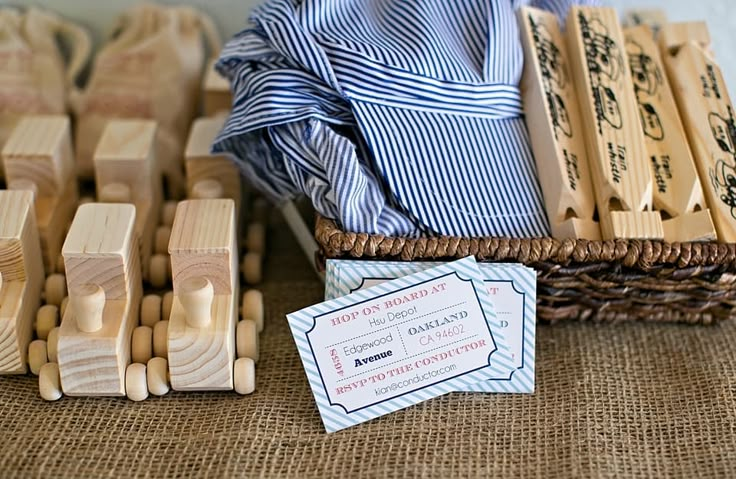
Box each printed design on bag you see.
[708,107,736,218]
[529,15,572,140]
[626,38,664,140]
[84,52,155,117]
[0,50,33,75]
[0,50,51,113]
[579,13,624,133]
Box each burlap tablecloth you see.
[1,219,735,478]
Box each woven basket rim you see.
[315,215,736,270]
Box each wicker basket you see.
[315,215,736,324]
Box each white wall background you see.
[5,0,734,90]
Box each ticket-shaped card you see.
[287,256,515,432]
[325,260,536,394]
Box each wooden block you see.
[34,185,78,274]
[185,116,242,214]
[0,191,44,374]
[659,23,736,242]
[94,120,162,279]
[58,203,142,396]
[622,9,667,34]
[2,115,79,273]
[0,115,21,180]
[94,120,158,196]
[63,204,140,300]
[168,199,237,391]
[203,60,232,116]
[624,25,716,242]
[169,200,238,295]
[566,6,663,240]
[2,116,74,196]
[518,7,600,240]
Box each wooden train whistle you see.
[0,190,44,374]
[624,25,715,241]
[566,6,663,240]
[57,203,142,396]
[518,6,599,240]
[659,22,736,242]
[2,115,79,273]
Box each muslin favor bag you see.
[71,4,221,197]
[0,7,90,176]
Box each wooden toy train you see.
[0,65,268,400]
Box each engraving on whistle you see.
[580,13,625,133]
[531,16,573,139]
[708,107,736,218]
[626,39,665,141]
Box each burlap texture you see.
[1,220,735,478]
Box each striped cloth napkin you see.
[213,0,595,238]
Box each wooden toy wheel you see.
[162,291,174,322]
[242,252,262,285]
[55,254,65,274]
[60,296,69,318]
[147,357,169,396]
[47,327,60,363]
[233,358,255,395]
[39,362,63,401]
[149,254,169,289]
[241,290,264,332]
[153,320,168,358]
[245,223,266,255]
[125,363,149,402]
[35,305,59,340]
[251,197,269,224]
[236,319,259,362]
[154,225,171,255]
[132,326,153,364]
[161,200,178,227]
[44,274,67,306]
[140,294,162,327]
[28,339,48,375]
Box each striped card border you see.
[288,256,514,432]
[325,259,536,394]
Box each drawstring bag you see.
[0,7,90,174]
[72,4,221,197]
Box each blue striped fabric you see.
[213,0,596,237]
